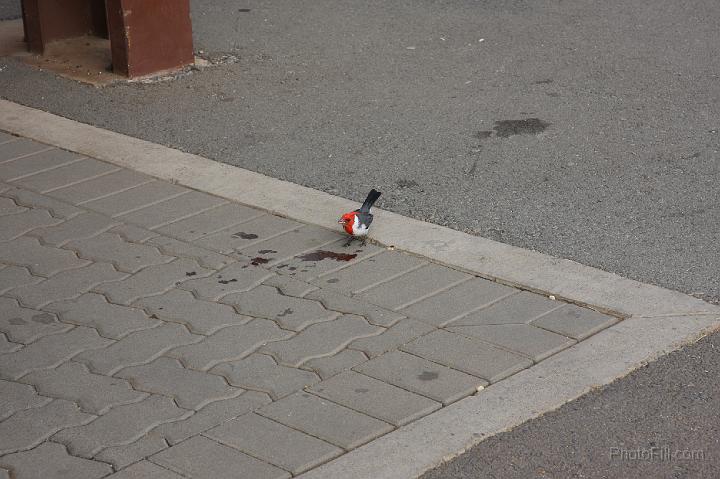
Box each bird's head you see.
[338,212,355,225]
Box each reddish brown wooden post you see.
[105,0,194,78]
[21,0,107,53]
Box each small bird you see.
[338,189,382,246]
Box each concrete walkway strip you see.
[1,99,719,478]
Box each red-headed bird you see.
[338,189,381,246]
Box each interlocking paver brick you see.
[179,261,273,300]
[399,278,517,326]
[0,196,25,215]
[0,139,51,163]
[75,322,201,375]
[117,357,243,410]
[3,187,82,218]
[211,354,319,400]
[349,318,435,358]
[305,349,369,379]
[136,288,253,335]
[222,285,338,331]
[110,223,158,242]
[53,395,189,458]
[0,236,89,276]
[0,379,49,420]
[0,297,70,343]
[263,274,318,297]
[306,288,405,327]
[354,350,484,405]
[194,214,301,253]
[235,225,340,265]
[259,392,393,450]
[48,168,153,204]
[307,371,441,426]
[154,391,271,445]
[0,148,84,181]
[313,250,427,294]
[0,442,112,479]
[449,324,577,362]
[0,266,41,295]
[9,262,127,308]
[119,190,226,229]
[11,158,117,192]
[0,334,20,353]
[207,412,342,475]
[151,435,290,479]
[0,399,94,454]
[95,434,169,471]
[82,180,187,217]
[67,233,173,273]
[0,327,112,379]
[401,329,533,383]
[0,209,60,241]
[94,258,212,305]
[531,303,620,340]
[145,236,235,269]
[356,263,471,310]
[46,293,160,339]
[155,202,263,241]
[262,314,382,366]
[105,460,184,479]
[167,319,292,370]
[272,240,385,281]
[28,211,118,246]
[449,290,564,326]
[21,361,147,414]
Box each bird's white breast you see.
[351,215,369,236]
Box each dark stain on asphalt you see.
[238,8,251,12]
[493,118,550,138]
[475,130,493,140]
[396,179,419,189]
[9,318,26,325]
[185,271,197,276]
[218,278,238,284]
[326,278,339,283]
[31,313,55,324]
[418,371,439,381]
[251,257,270,266]
[278,308,293,317]
[258,249,277,254]
[297,250,358,262]
[468,159,479,176]
[233,232,258,239]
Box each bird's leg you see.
[360,237,367,247]
[343,236,354,248]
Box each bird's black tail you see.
[359,189,381,213]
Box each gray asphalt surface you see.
[0,0,718,305]
[1,1,719,477]
[422,330,720,479]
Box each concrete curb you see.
[1,98,718,478]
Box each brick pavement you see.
[0,131,620,478]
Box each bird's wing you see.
[355,211,373,228]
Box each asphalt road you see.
[1,1,719,477]
[422,330,720,479]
